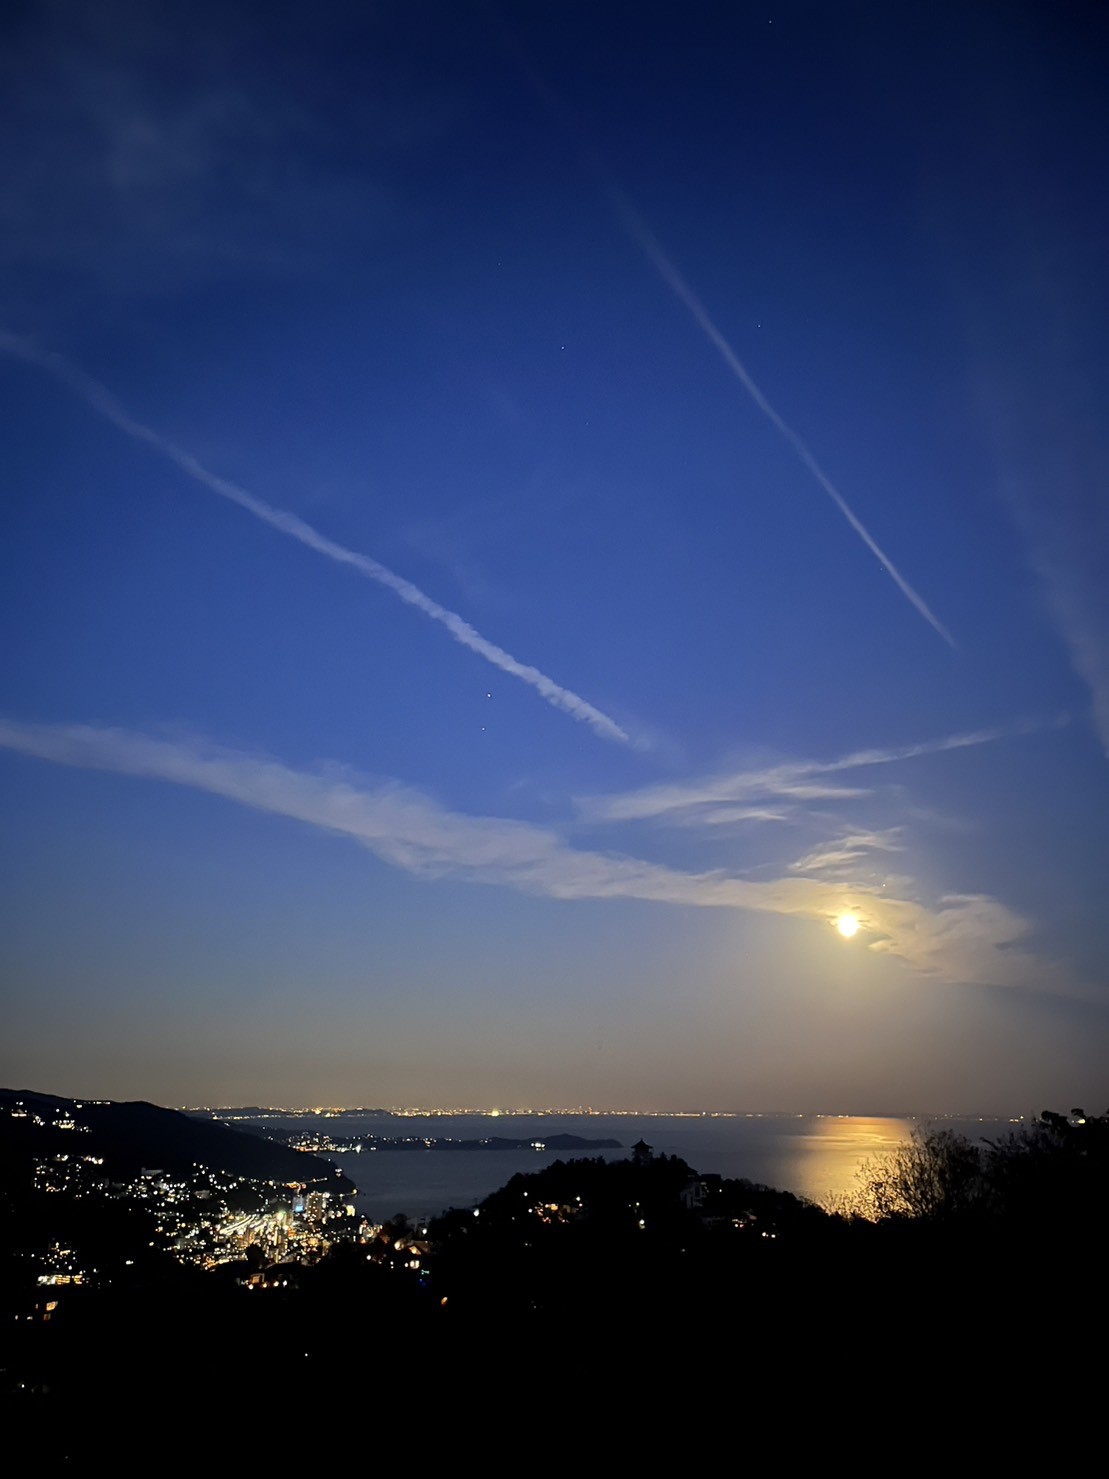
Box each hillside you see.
[0,1088,354,1194]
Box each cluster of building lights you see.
[8,1099,368,1317]
[197,1104,743,1121]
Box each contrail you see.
[492,24,956,648]
[0,332,630,745]
[611,199,956,648]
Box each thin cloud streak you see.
[789,828,905,875]
[0,332,630,746]
[0,716,1067,993]
[612,197,957,648]
[995,439,1109,759]
[583,717,1065,824]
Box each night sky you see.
[2,2,1107,1111]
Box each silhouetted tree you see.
[855,1126,986,1222]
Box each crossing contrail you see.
[611,197,956,647]
[0,332,630,744]
[492,23,956,648]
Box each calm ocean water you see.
[263,1112,1012,1223]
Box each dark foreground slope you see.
[0,1088,353,1191]
[4,1106,1106,1462]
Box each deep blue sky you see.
[2,1,1107,1110]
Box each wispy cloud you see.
[691,806,793,829]
[989,403,1109,759]
[1039,569,1109,759]
[0,333,630,746]
[788,828,904,876]
[0,3,442,292]
[0,716,1068,993]
[580,717,1063,825]
[930,60,1109,761]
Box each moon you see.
[835,912,860,939]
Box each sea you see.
[246,1112,1019,1224]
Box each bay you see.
[252,1112,1016,1224]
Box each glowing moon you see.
[835,912,860,939]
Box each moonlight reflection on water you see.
[282,1112,929,1222]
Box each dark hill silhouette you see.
[0,1088,353,1192]
[5,1099,1106,1452]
